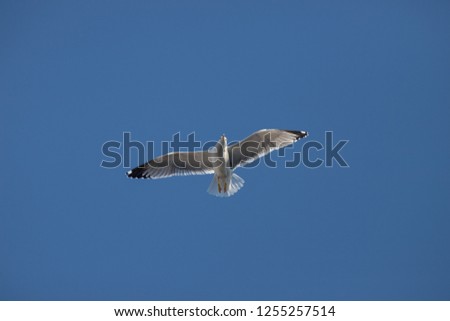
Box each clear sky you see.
[1,0,449,300]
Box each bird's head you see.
[220,134,227,145]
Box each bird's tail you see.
[207,173,245,197]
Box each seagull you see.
[127,129,308,197]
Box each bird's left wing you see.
[127,150,215,179]
[228,129,308,169]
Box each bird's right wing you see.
[228,129,308,169]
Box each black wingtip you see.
[285,130,308,140]
[126,167,150,179]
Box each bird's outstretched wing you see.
[228,129,308,169]
[127,151,215,179]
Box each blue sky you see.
[1,0,449,300]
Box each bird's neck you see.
[215,141,228,168]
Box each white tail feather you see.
[207,173,245,197]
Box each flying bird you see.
[127,129,308,197]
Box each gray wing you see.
[127,151,215,179]
[228,129,308,169]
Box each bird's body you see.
[206,134,245,197]
[127,129,308,197]
[212,135,231,194]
